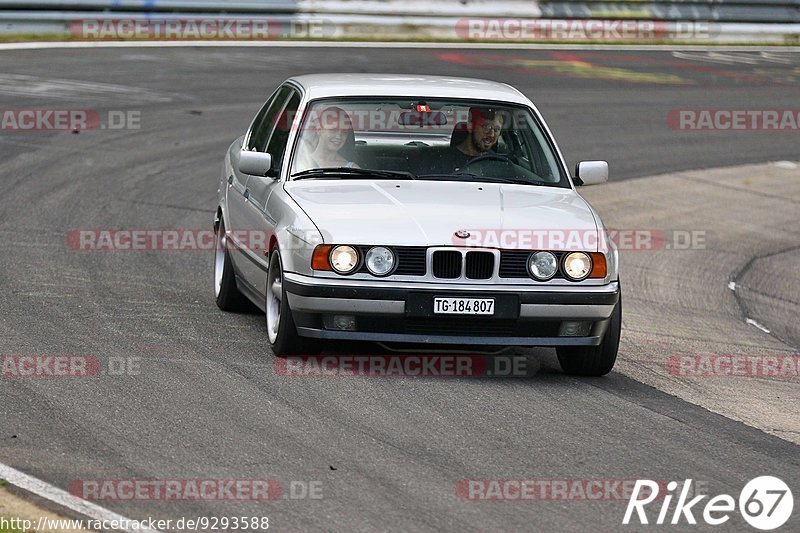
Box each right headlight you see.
[365,246,396,276]
[329,245,359,274]
[562,252,592,281]
[528,251,557,280]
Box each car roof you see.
[287,74,531,105]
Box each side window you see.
[264,92,301,176]
[246,87,291,152]
[518,115,559,181]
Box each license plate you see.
[433,297,495,315]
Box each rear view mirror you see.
[574,161,608,186]
[238,150,273,177]
[398,111,447,127]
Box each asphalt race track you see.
[0,45,799,532]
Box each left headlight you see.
[329,245,359,274]
[562,252,592,281]
[365,246,396,276]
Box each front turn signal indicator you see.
[589,253,607,279]
[312,245,334,271]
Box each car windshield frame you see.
[286,96,571,188]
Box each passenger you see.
[306,106,359,169]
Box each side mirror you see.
[238,150,273,177]
[574,161,608,186]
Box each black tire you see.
[557,296,621,377]
[266,249,321,357]
[214,219,250,312]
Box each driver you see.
[449,107,505,172]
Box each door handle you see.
[228,175,233,185]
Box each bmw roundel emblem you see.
[454,230,471,239]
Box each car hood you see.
[284,180,600,251]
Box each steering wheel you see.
[463,153,514,167]
[459,151,543,181]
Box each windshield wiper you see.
[417,174,555,187]
[291,168,416,180]
[490,177,559,187]
[415,173,480,180]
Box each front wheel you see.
[266,249,319,357]
[214,219,250,312]
[557,296,621,377]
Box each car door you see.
[238,88,301,297]
[227,86,292,288]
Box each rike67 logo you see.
[624,477,793,530]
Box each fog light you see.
[324,315,357,331]
[559,321,591,337]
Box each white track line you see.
[0,40,799,51]
[0,462,162,533]
[746,318,771,334]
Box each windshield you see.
[289,98,568,187]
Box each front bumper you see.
[284,273,619,346]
